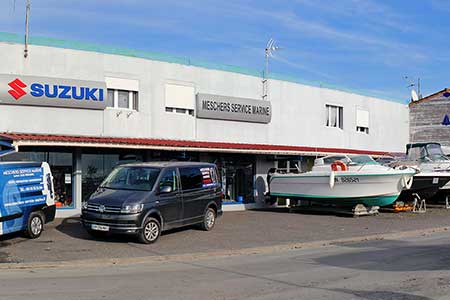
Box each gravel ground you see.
[1,207,450,264]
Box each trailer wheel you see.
[25,211,44,239]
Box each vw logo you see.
[98,205,105,213]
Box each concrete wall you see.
[0,42,409,153]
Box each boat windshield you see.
[101,167,161,191]
[425,144,449,161]
[349,155,379,165]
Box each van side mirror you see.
[160,186,173,194]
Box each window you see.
[323,156,348,164]
[159,169,178,192]
[326,105,343,129]
[105,77,139,111]
[165,107,194,115]
[179,167,203,190]
[165,83,195,116]
[101,167,160,191]
[357,126,369,134]
[356,109,369,134]
[107,89,139,110]
[200,167,219,187]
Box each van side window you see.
[179,167,203,190]
[159,169,178,192]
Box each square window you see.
[132,91,139,111]
[107,89,115,108]
[326,105,343,129]
[117,90,129,109]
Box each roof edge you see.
[409,88,450,108]
[0,31,404,104]
[0,132,402,157]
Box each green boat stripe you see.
[270,193,398,199]
[271,172,414,180]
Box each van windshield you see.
[101,167,160,191]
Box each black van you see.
[81,162,223,243]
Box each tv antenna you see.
[24,0,30,58]
[262,38,281,100]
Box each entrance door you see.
[219,159,254,203]
[51,166,73,209]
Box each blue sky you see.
[1,0,449,102]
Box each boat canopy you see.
[406,142,449,162]
[314,154,378,166]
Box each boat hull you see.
[400,173,450,202]
[269,171,414,207]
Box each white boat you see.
[268,155,416,207]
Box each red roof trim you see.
[0,133,397,156]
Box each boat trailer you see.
[287,200,380,217]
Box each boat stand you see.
[445,196,450,209]
[289,203,379,217]
[412,193,427,213]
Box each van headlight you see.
[121,204,144,214]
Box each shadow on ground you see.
[316,239,450,272]
[55,217,200,244]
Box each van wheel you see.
[25,212,44,239]
[200,207,216,231]
[138,217,161,244]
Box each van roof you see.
[119,161,216,168]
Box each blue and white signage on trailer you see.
[0,162,56,238]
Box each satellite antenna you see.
[262,38,281,100]
[403,75,422,101]
[411,89,419,101]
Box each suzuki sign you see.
[0,74,107,110]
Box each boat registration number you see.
[336,177,359,183]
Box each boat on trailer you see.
[268,155,416,208]
[393,142,450,203]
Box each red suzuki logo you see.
[8,78,27,100]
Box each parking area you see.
[2,208,450,264]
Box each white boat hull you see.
[269,170,415,207]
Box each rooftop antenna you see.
[403,75,421,102]
[24,0,30,58]
[262,38,280,101]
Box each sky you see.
[1,0,449,103]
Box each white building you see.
[0,32,409,217]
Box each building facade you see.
[0,33,409,217]
[409,88,450,150]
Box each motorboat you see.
[395,142,450,202]
[268,155,416,208]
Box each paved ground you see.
[3,230,450,299]
[2,207,450,264]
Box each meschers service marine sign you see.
[196,93,271,124]
[0,74,107,110]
